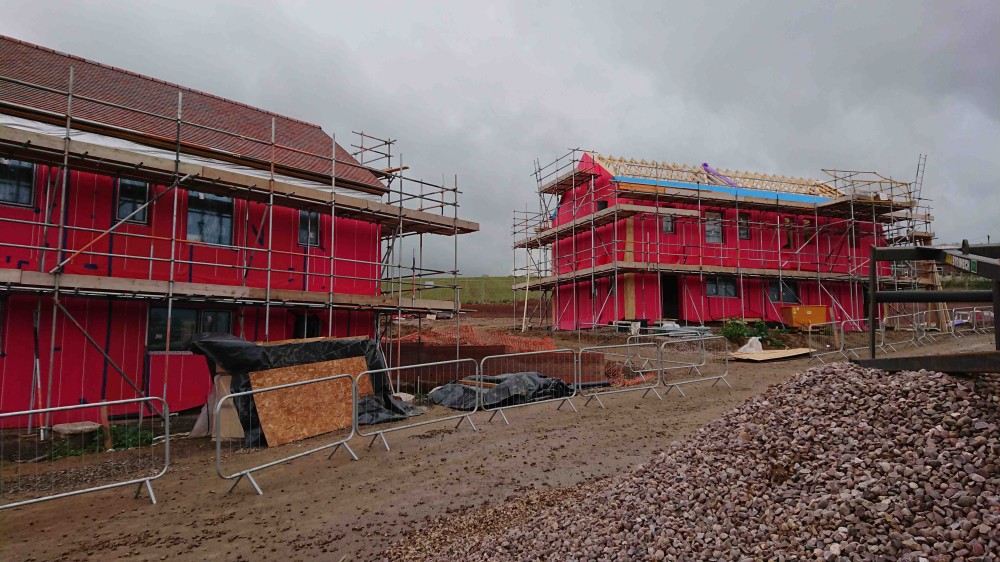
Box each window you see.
[782,217,794,249]
[299,210,320,246]
[187,193,233,245]
[148,308,232,351]
[294,314,321,338]
[660,214,675,234]
[738,214,751,240]
[117,179,149,223]
[706,277,738,298]
[0,158,34,206]
[705,212,724,244]
[768,280,800,303]
[199,310,232,334]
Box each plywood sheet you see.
[249,356,368,447]
[729,348,814,362]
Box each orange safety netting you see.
[605,363,651,387]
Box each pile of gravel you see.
[380,363,999,561]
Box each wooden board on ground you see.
[249,356,369,447]
[458,379,497,388]
[729,348,815,362]
[256,336,352,347]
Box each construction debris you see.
[729,347,814,362]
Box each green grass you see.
[49,424,154,460]
[381,276,541,305]
[942,276,993,290]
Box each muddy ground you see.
[0,329,993,562]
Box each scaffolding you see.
[0,64,476,430]
[513,150,936,331]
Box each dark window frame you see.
[116,178,150,224]
[187,192,234,246]
[298,210,321,247]
[147,307,233,352]
[738,214,751,240]
[768,280,801,304]
[705,211,724,244]
[0,158,35,208]
[705,276,739,298]
[660,214,675,234]
[294,313,322,338]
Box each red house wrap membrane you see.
[524,152,910,331]
[0,35,475,428]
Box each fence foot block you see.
[643,387,663,401]
[487,409,510,425]
[134,479,157,505]
[227,472,264,496]
[366,432,390,452]
[457,415,478,432]
[712,376,733,389]
[328,442,359,461]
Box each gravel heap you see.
[380,364,999,561]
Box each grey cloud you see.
[2,0,996,273]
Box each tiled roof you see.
[0,35,384,193]
[593,154,844,198]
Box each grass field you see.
[382,276,540,304]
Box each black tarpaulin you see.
[427,372,572,411]
[190,334,418,447]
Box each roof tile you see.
[0,34,384,193]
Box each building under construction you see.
[0,36,477,426]
[514,150,936,331]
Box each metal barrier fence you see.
[578,342,663,408]
[355,359,479,451]
[880,313,920,353]
[950,307,980,338]
[840,319,870,360]
[0,397,169,510]
[658,336,731,397]
[478,349,578,424]
[976,306,996,333]
[807,321,843,363]
[215,373,357,496]
[913,310,940,345]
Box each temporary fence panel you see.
[974,306,995,334]
[215,373,357,496]
[658,336,731,397]
[840,320,869,359]
[577,342,663,408]
[912,310,940,345]
[355,359,479,452]
[0,397,169,510]
[949,307,980,338]
[806,321,843,363]
[478,349,578,425]
[880,313,919,353]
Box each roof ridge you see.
[0,34,325,132]
[592,154,842,197]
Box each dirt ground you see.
[0,329,993,562]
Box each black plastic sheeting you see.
[191,333,418,447]
[427,372,572,411]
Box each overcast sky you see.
[2,1,997,276]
